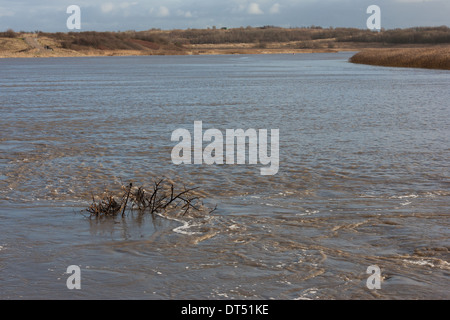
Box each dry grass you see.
[350,47,450,70]
[0,37,29,57]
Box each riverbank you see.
[0,33,362,58]
[1,34,448,64]
[349,47,450,70]
[1,27,449,61]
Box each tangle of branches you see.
[85,179,216,219]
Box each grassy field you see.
[350,47,450,70]
[0,26,449,70]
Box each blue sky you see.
[0,0,449,32]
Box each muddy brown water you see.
[0,53,449,299]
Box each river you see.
[0,52,449,299]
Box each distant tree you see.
[4,29,17,38]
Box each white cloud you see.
[269,3,281,14]
[101,3,115,13]
[177,10,193,18]
[157,6,170,17]
[119,2,138,9]
[100,2,138,16]
[248,2,263,15]
[1,0,448,33]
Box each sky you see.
[0,0,449,32]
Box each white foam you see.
[296,209,319,216]
[390,194,419,199]
[156,213,201,235]
[172,221,201,235]
[294,287,319,300]
[403,258,450,269]
[403,259,435,267]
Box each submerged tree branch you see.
[85,179,213,219]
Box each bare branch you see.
[85,180,214,220]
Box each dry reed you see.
[350,48,450,70]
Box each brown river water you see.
[0,53,449,299]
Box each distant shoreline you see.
[0,44,351,59]
[1,27,449,70]
[2,44,448,71]
[0,31,362,58]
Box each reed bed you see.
[350,47,450,70]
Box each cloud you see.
[1,0,448,33]
[157,6,170,17]
[269,3,281,14]
[119,2,138,9]
[101,3,115,13]
[248,2,263,15]
[176,9,193,18]
[100,2,138,16]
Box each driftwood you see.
[85,179,216,219]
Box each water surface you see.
[0,53,449,299]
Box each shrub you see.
[0,29,17,38]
